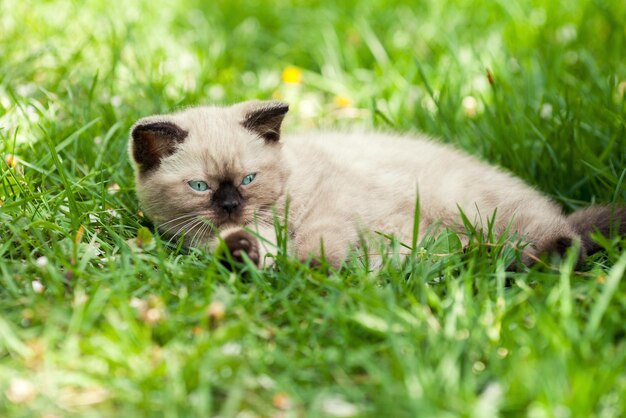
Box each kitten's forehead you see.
[168,105,266,179]
[176,106,244,140]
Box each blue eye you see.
[187,180,209,192]
[241,173,256,185]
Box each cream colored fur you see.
[129,100,579,268]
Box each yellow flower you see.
[5,153,18,169]
[334,95,352,108]
[281,66,303,84]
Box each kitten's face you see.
[129,101,290,246]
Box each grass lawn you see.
[1,0,626,416]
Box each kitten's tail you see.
[567,205,626,255]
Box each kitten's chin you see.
[218,221,240,231]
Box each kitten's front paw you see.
[223,230,260,266]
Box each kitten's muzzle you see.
[212,182,244,216]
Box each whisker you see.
[159,215,201,236]
[158,213,202,228]
[190,219,213,248]
[160,218,197,235]
[161,218,198,238]
[188,223,202,248]
[191,224,206,248]
[166,218,204,246]
[199,223,215,248]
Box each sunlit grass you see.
[1,0,626,416]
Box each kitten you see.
[129,100,625,269]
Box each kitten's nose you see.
[221,199,240,213]
[213,182,243,215]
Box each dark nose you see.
[221,199,240,213]
[212,182,243,215]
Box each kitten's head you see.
[128,100,290,246]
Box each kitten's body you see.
[129,101,624,268]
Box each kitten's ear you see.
[130,119,188,173]
[240,101,289,142]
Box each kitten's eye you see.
[187,180,209,192]
[241,173,256,186]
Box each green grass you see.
[1,0,626,416]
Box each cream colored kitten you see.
[129,100,624,269]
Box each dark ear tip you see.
[131,121,149,132]
[131,121,188,141]
[267,101,289,113]
[130,122,146,139]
